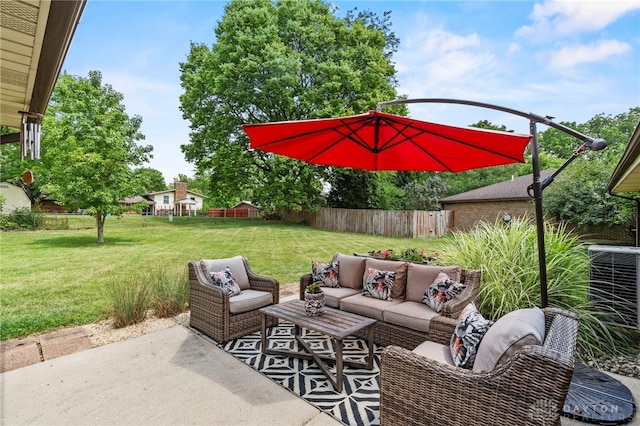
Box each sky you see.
[61,0,640,183]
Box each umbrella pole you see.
[529,120,549,308]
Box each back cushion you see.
[405,263,461,302]
[472,307,546,372]
[333,253,366,289]
[363,258,408,299]
[201,256,250,290]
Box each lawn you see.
[0,215,446,340]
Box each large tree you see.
[541,108,639,228]
[179,0,405,212]
[131,167,166,194]
[40,71,152,243]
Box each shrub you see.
[108,275,152,328]
[1,207,44,230]
[369,247,439,264]
[437,215,635,360]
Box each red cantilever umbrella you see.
[243,110,532,172]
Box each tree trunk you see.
[96,212,105,243]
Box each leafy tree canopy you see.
[40,71,152,243]
[179,0,405,212]
[131,167,166,194]
[541,107,639,228]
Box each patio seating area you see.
[2,303,638,426]
[183,255,637,425]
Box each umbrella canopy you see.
[243,110,532,172]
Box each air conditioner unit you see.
[589,245,640,329]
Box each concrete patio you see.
[1,319,637,425]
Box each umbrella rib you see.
[303,118,375,163]
[381,115,526,163]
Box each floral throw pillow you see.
[422,271,466,313]
[209,267,242,296]
[450,303,493,369]
[311,261,340,288]
[362,267,395,301]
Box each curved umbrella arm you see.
[376,98,605,148]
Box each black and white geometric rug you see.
[219,322,383,426]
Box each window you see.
[163,195,169,204]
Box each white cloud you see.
[396,27,495,93]
[517,0,640,38]
[548,39,632,69]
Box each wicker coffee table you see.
[259,300,376,392]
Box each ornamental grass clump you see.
[148,268,190,318]
[437,215,636,360]
[108,274,152,328]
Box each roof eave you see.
[607,122,640,194]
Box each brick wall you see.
[443,200,635,244]
[174,182,187,201]
[442,200,534,231]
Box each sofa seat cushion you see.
[405,263,461,302]
[364,258,408,299]
[201,256,250,290]
[340,294,403,321]
[320,287,360,308]
[383,301,439,332]
[333,253,366,289]
[229,289,273,314]
[412,340,454,366]
[472,307,545,372]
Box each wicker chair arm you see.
[427,315,458,345]
[299,273,313,300]
[240,257,280,304]
[440,269,481,318]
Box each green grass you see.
[0,215,446,340]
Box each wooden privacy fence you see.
[208,208,257,218]
[277,207,452,238]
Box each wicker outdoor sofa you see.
[379,307,579,426]
[299,252,481,349]
[188,256,279,343]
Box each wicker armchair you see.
[380,307,579,426]
[188,256,279,343]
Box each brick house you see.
[439,170,555,231]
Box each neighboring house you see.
[439,170,555,231]
[143,182,207,216]
[121,195,155,215]
[0,182,30,213]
